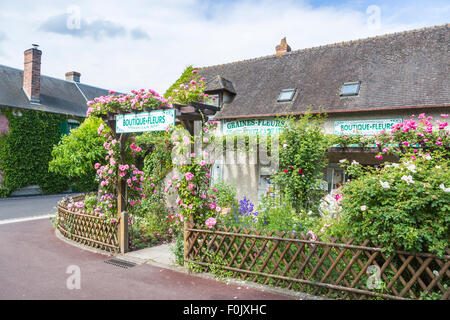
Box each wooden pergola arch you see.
[100,102,220,253]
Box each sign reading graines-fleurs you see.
[334,118,403,136]
[115,109,175,133]
[223,118,286,135]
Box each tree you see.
[49,117,107,191]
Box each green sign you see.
[223,118,286,135]
[116,109,175,133]
[334,118,403,136]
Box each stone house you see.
[0,45,112,195]
[196,24,450,205]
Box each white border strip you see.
[0,214,55,225]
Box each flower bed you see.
[184,225,450,300]
[56,194,120,253]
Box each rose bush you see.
[86,89,171,117]
[169,69,211,106]
[372,113,449,161]
[335,114,450,255]
[168,120,220,226]
[273,112,331,212]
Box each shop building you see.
[197,24,450,205]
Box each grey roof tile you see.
[198,24,450,119]
[0,64,111,117]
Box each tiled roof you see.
[198,24,450,119]
[0,65,111,117]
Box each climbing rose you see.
[185,172,194,181]
[205,218,216,229]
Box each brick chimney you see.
[65,71,81,83]
[275,37,291,56]
[23,44,42,103]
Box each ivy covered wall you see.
[0,108,76,196]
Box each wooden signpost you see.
[101,103,219,254]
[100,109,174,253]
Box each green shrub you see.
[256,195,300,233]
[273,112,331,212]
[211,179,236,208]
[341,155,450,256]
[49,116,107,192]
[171,232,185,266]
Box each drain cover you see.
[104,258,137,269]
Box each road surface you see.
[0,193,72,221]
[0,218,292,300]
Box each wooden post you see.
[117,178,128,253]
[112,127,130,254]
[183,215,194,267]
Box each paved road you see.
[0,194,74,221]
[0,218,292,300]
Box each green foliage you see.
[419,284,448,300]
[171,232,185,266]
[188,248,233,282]
[168,69,207,105]
[211,179,236,208]
[341,155,450,256]
[164,65,194,98]
[273,112,331,212]
[169,122,219,225]
[49,117,108,192]
[129,198,180,249]
[332,134,372,148]
[256,195,301,233]
[137,130,173,190]
[0,108,70,195]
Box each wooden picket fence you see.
[57,195,120,253]
[185,225,450,300]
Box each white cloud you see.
[0,0,447,95]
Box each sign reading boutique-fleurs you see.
[115,109,175,133]
[334,118,403,136]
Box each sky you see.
[0,0,449,94]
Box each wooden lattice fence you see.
[185,225,450,300]
[57,195,120,253]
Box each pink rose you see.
[185,172,194,181]
[205,218,216,229]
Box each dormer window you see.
[203,75,236,108]
[277,89,296,102]
[340,81,360,97]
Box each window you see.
[60,120,80,136]
[277,89,296,102]
[325,165,346,193]
[68,119,80,132]
[60,120,69,136]
[340,81,360,97]
[205,94,219,107]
